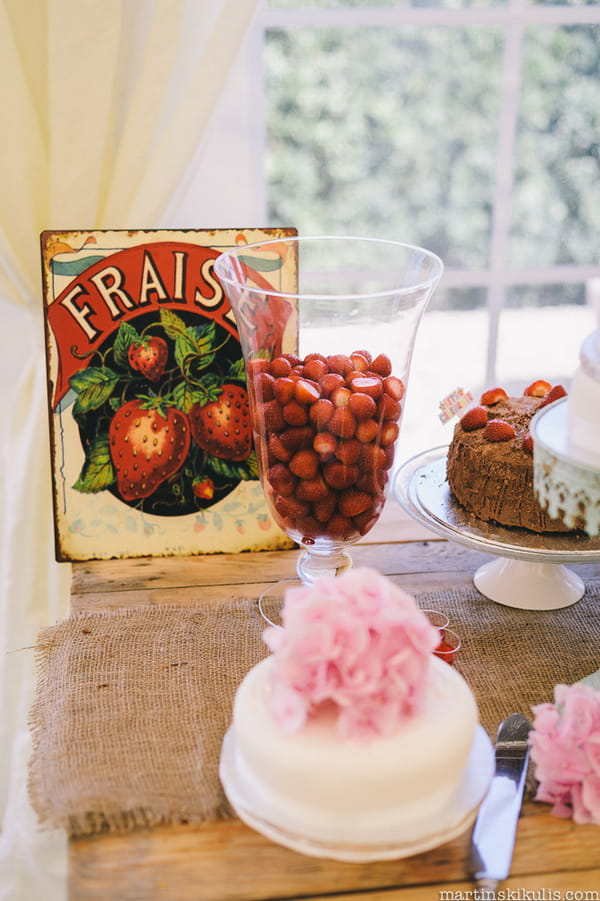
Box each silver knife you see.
[469,713,532,893]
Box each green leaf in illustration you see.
[161,310,196,367]
[113,321,140,369]
[190,321,217,372]
[70,367,120,414]
[227,357,246,382]
[173,382,207,414]
[175,332,203,373]
[208,451,258,482]
[173,374,222,412]
[73,435,116,493]
[160,308,189,340]
[192,320,217,357]
[197,372,223,397]
[245,451,259,479]
[160,309,217,374]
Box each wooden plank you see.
[70,541,599,608]
[66,502,600,900]
[70,541,490,596]
[69,571,485,611]
[301,869,600,900]
[68,803,600,901]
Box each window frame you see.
[249,0,600,383]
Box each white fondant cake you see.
[568,330,600,465]
[225,652,478,845]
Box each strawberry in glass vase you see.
[215,236,443,624]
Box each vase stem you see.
[296,548,353,585]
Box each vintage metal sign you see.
[41,228,296,561]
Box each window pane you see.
[402,289,488,457]
[266,26,502,266]
[496,293,595,389]
[510,25,600,268]
[505,283,586,308]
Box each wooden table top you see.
[68,502,600,901]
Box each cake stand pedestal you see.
[394,447,600,611]
[472,557,583,609]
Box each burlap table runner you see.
[28,582,600,838]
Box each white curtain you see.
[0,1,261,897]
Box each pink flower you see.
[267,680,308,735]
[264,568,439,742]
[530,681,600,825]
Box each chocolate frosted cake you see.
[446,382,572,533]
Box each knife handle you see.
[476,877,499,897]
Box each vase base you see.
[258,579,303,627]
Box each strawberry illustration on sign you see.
[69,308,259,515]
[189,384,251,462]
[41,227,298,562]
[109,398,191,501]
[127,336,169,382]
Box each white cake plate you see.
[394,447,600,611]
[219,725,493,863]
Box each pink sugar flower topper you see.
[263,568,440,742]
[529,680,600,825]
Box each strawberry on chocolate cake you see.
[446,381,571,533]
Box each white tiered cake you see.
[532,315,600,539]
[568,327,600,467]
[219,568,493,860]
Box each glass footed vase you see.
[214,236,443,625]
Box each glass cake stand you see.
[394,447,600,610]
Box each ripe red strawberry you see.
[524,379,551,398]
[294,378,321,405]
[295,476,330,502]
[338,489,373,518]
[326,354,354,376]
[348,392,377,421]
[480,387,508,405]
[189,384,252,461]
[272,377,295,404]
[109,399,191,501]
[383,376,405,401]
[349,376,383,399]
[269,356,293,378]
[267,463,297,496]
[355,418,379,444]
[379,421,399,446]
[538,384,568,409]
[459,406,488,431]
[483,418,517,442]
[323,460,359,490]
[128,336,168,382]
[370,354,392,377]
[313,431,338,459]
[288,448,320,480]
[522,433,534,455]
[328,406,357,438]
[303,358,328,382]
[334,438,361,464]
[324,513,355,540]
[309,398,335,428]
[349,352,370,372]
